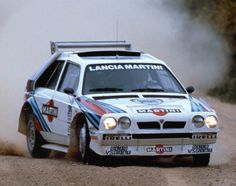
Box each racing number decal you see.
[146,144,173,154]
[42,99,58,122]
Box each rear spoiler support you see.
[50,41,132,54]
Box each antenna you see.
[116,17,119,57]
[116,17,119,42]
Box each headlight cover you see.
[205,115,217,128]
[118,117,131,129]
[103,117,117,130]
[192,115,205,128]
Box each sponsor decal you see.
[42,100,58,122]
[103,134,132,140]
[67,105,72,124]
[137,108,181,116]
[146,144,173,154]
[89,64,163,72]
[188,144,212,153]
[192,133,217,140]
[106,146,131,155]
[130,98,163,105]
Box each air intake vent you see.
[137,122,160,129]
[78,51,141,57]
[93,95,139,100]
[163,122,186,129]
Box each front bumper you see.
[89,132,217,156]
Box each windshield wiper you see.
[131,88,164,92]
[89,88,124,92]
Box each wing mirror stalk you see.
[186,86,195,94]
[64,87,76,97]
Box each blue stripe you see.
[76,100,99,129]
[32,98,51,132]
[90,99,125,113]
[31,105,47,131]
[29,98,47,131]
[29,97,51,132]
[81,96,126,113]
[80,104,100,124]
[190,97,206,112]
[77,96,126,129]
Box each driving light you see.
[205,116,217,128]
[118,117,131,129]
[103,117,117,130]
[192,115,204,128]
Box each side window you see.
[35,60,64,89]
[58,63,80,93]
[46,62,65,89]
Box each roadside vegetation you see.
[181,0,236,102]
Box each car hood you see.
[77,95,213,116]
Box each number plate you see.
[105,146,131,155]
[188,144,213,153]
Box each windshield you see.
[83,63,185,94]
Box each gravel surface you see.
[0,96,236,186]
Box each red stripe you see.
[34,117,43,131]
[80,98,109,115]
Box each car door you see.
[33,60,65,137]
[52,61,81,145]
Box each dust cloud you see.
[0,0,227,155]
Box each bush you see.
[181,0,236,102]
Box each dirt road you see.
[0,96,236,186]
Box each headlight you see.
[103,117,117,130]
[118,117,131,129]
[205,116,217,128]
[192,115,204,128]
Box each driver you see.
[131,70,162,90]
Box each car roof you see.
[57,50,167,66]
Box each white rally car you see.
[18,41,218,166]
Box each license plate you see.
[105,146,131,155]
[188,144,213,153]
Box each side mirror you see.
[186,86,195,94]
[64,87,75,96]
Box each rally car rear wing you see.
[50,41,132,54]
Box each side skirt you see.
[41,144,68,153]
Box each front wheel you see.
[79,123,97,164]
[192,154,210,166]
[26,114,50,158]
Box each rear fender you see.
[18,102,32,135]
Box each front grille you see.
[137,122,160,129]
[132,133,192,139]
[163,122,186,129]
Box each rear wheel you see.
[192,154,210,166]
[26,114,50,158]
[79,122,97,164]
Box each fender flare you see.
[18,101,33,135]
[67,112,87,157]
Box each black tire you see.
[192,154,210,166]
[78,122,97,164]
[26,113,50,158]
